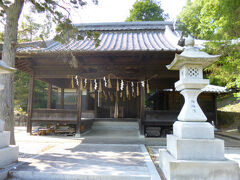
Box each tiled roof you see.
[75,21,175,31]
[17,21,183,54]
[202,85,228,93]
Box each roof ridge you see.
[74,21,174,31]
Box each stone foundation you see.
[159,122,239,180]
[159,149,239,180]
[0,130,18,169]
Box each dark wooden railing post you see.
[27,74,35,134]
[76,87,82,137]
[47,83,52,109]
[140,86,145,135]
[60,88,64,109]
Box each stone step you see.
[0,131,10,148]
[8,170,151,180]
[0,146,19,169]
[92,121,139,130]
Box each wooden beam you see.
[61,88,64,109]
[76,87,82,136]
[139,86,145,135]
[27,74,35,134]
[47,83,52,108]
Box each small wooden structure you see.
[15,21,226,136]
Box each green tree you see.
[177,0,240,97]
[14,14,54,113]
[0,0,98,144]
[178,0,240,40]
[18,15,52,42]
[126,0,166,21]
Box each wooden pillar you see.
[47,83,52,109]
[139,86,145,135]
[60,88,64,109]
[76,87,82,135]
[94,91,98,118]
[213,94,218,126]
[27,74,35,134]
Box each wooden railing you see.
[31,109,95,124]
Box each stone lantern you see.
[159,36,239,180]
[0,61,18,178]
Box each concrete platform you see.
[8,144,160,180]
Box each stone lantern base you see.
[0,125,18,169]
[159,121,239,180]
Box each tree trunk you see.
[0,1,24,145]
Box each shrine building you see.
[15,21,227,136]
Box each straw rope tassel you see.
[80,79,83,90]
[90,80,93,92]
[116,79,119,91]
[137,82,139,96]
[108,79,112,88]
[99,79,102,92]
[147,80,150,94]
[126,82,129,97]
[71,76,74,88]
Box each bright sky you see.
[16,0,187,38]
[19,0,187,25]
[69,0,187,23]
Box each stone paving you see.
[4,126,240,180]
[8,144,160,180]
[4,127,161,180]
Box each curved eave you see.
[166,53,220,70]
[0,61,16,74]
[16,49,183,58]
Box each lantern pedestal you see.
[0,61,18,179]
[159,36,239,180]
[0,121,18,169]
[159,120,239,180]
[159,148,239,180]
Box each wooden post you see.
[47,83,52,109]
[76,87,82,136]
[139,86,145,135]
[213,94,218,126]
[60,88,64,109]
[94,91,98,118]
[27,74,35,134]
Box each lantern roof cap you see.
[0,61,15,74]
[167,35,220,70]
